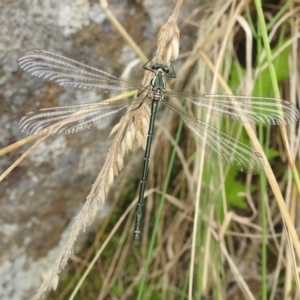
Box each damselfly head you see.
[150,62,169,73]
[143,57,176,79]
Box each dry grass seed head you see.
[32,2,183,298]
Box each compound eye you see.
[151,63,159,71]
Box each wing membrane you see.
[18,50,300,173]
[165,91,299,125]
[18,49,140,92]
[19,100,134,135]
[163,100,264,174]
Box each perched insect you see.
[18,49,299,241]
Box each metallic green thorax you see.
[151,69,166,91]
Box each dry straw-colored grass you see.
[27,1,182,299]
[57,1,299,299]
[1,0,300,299]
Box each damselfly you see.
[18,49,299,242]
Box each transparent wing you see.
[19,99,141,135]
[18,49,141,92]
[163,100,264,174]
[165,91,299,125]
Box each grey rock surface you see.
[0,0,199,299]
